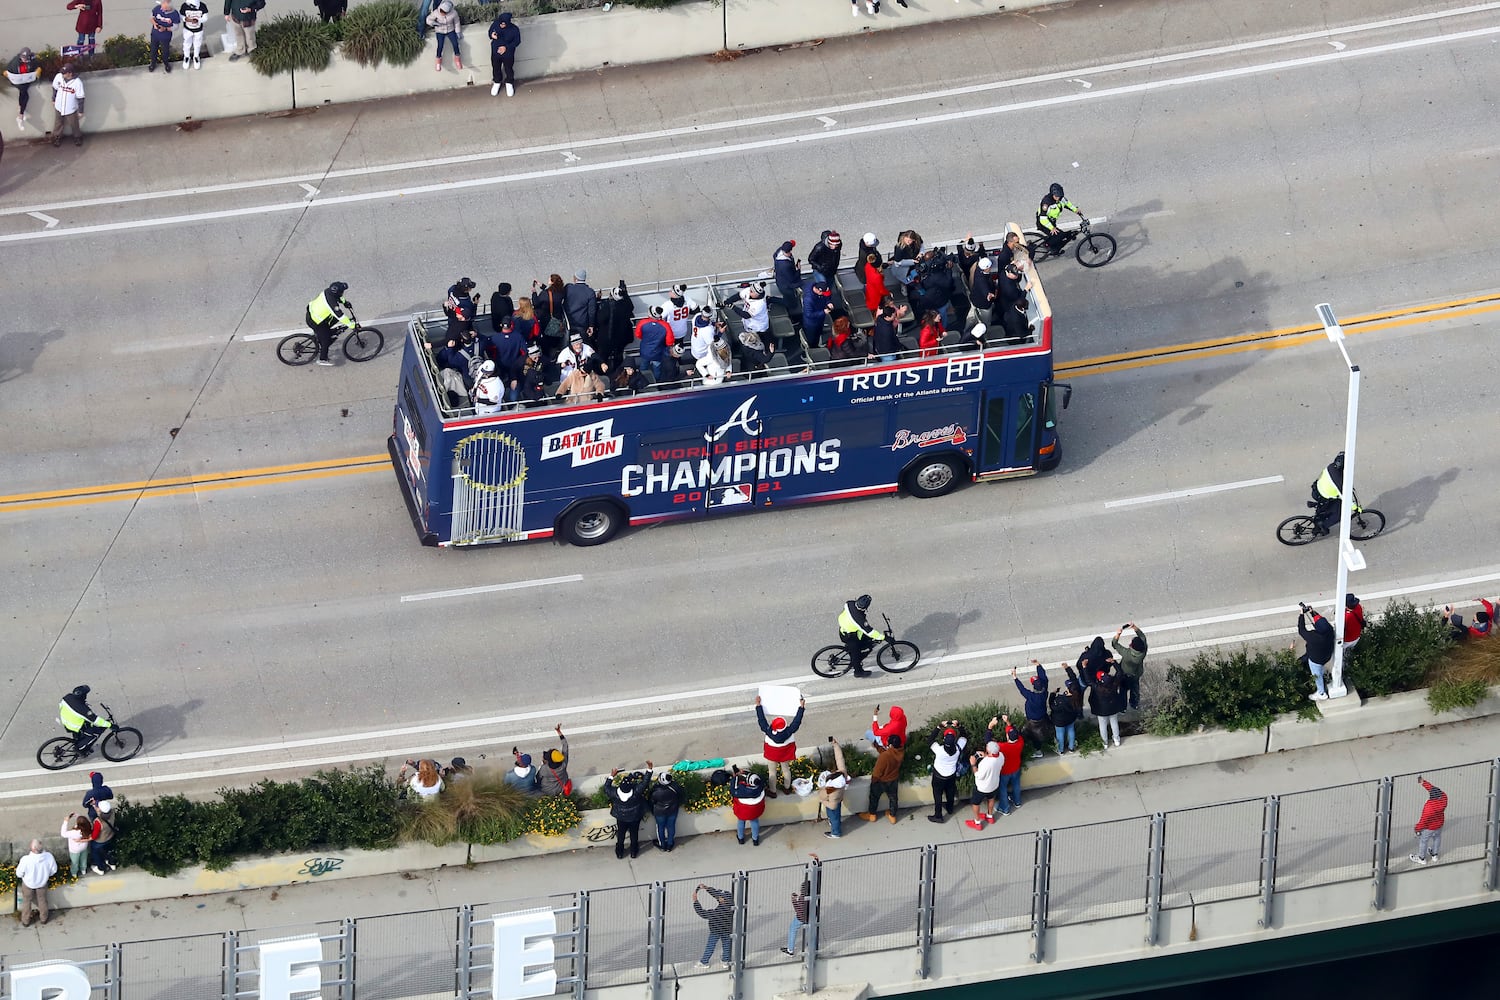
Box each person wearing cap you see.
[968,257,997,322]
[487,316,525,384]
[730,281,773,375]
[89,797,118,873]
[225,0,265,62]
[856,233,882,278]
[808,231,845,309]
[1410,776,1447,865]
[473,360,503,414]
[536,724,571,796]
[1013,660,1051,759]
[966,730,1003,830]
[927,720,968,823]
[50,63,86,148]
[995,719,1024,814]
[427,0,463,71]
[801,280,835,349]
[505,750,541,794]
[689,314,728,385]
[563,269,597,339]
[1294,604,1335,701]
[59,684,109,747]
[556,330,595,381]
[605,768,650,858]
[441,757,472,780]
[837,595,884,678]
[659,283,701,343]
[1443,597,1494,640]
[1048,675,1081,754]
[634,305,675,383]
[444,276,477,321]
[488,11,520,97]
[729,766,767,845]
[649,766,684,851]
[1037,181,1084,253]
[772,239,805,334]
[508,342,547,405]
[7,48,42,132]
[82,769,114,819]
[594,280,635,370]
[1111,623,1149,711]
[756,694,805,797]
[1087,662,1126,747]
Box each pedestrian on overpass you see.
[488,11,520,97]
[1295,603,1335,701]
[1409,776,1446,865]
[605,768,648,859]
[1013,661,1051,759]
[1111,623,1149,711]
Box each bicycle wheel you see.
[811,645,851,678]
[101,726,144,762]
[343,326,385,362]
[877,640,921,673]
[1075,231,1117,267]
[1276,515,1319,546]
[1021,229,1053,261]
[1349,509,1386,540]
[276,333,318,366]
[37,736,82,771]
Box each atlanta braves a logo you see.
[706,396,763,442]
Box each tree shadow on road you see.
[0,328,64,384]
[1370,467,1459,535]
[904,608,983,659]
[128,699,204,751]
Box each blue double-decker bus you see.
[389,227,1069,547]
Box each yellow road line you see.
[5,293,1495,514]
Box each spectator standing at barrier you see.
[225,0,264,62]
[729,766,766,845]
[604,768,648,859]
[89,800,117,873]
[147,0,180,72]
[68,0,105,51]
[1049,678,1080,754]
[1342,595,1364,653]
[757,694,805,797]
[427,1,462,71]
[780,859,819,957]
[62,812,93,877]
[927,720,967,824]
[649,769,683,851]
[1442,598,1493,640]
[595,281,634,370]
[1111,623,1148,711]
[1014,661,1051,758]
[1088,665,1126,748]
[857,734,904,824]
[17,840,58,926]
[918,311,944,359]
[867,705,906,749]
[505,750,540,794]
[488,11,520,97]
[6,48,41,132]
[966,735,1002,830]
[634,306,674,384]
[314,0,346,23]
[693,884,735,968]
[82,770,113,819]
[995,717,1024,814]
[562,269,596,339]
[1409,776,1447,865]
[816,739,849,839]
[50,64,85,148]
[179,0,207,67]
[535,725,572,796]
[808,231,843,304]
[1294,603,1335,701]
[802,281,835,349]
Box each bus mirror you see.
[1056,383,1073,410]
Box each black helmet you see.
[1049,182,1065,200]
[1345,593,1360,608]
[72,685,90,698]
[855,595,872,611]
[327,281,349,297]
[1332,451,1345,468]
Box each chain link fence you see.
[661,872,739,975]
[1161,798,1266,908]
[1387,760,1493,866]
[580,884,651,989]
[352,908,457,1000]
[1046,815,1153,925]
[119,933,224,1000]
[815,847,923,958]
[1274,779,1381,890]
[932,832,1038,942]
[743,863,811,967]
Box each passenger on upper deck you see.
[808,230,844,309]
[594,281,635,370]
[690,314,728,385]
[635,305,676,384]
[488,282,514,333]
[856,233,882,277]
[556,331,595,381]
[507,343,547,406]
[862,254,889,315]
[802,281,835,348]
[870,303,908,363]
[661,284,702,344]
[532,275,567,351]
[444,277,477,323]
[773,240,804,331]
[563,269,597,339]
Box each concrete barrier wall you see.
[56,0,1055,135]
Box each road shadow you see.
[0,328,64,384]
[1370,467,1459,535]
[128,698,204,750]
[904,608,984,658]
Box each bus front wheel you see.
[905,456,964,499]
[559,501,624,546]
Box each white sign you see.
[493,908,558,999]
[11,964,91,1000]
[540,418,623,467]
[259,937,323,999]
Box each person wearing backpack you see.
[89,799,117,874]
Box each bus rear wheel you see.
[560,502,623,546]
[906,456,964,498]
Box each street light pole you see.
[1316,303,1364,700]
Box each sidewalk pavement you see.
[11,714,1498,951]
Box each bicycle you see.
[37,703,144,770]
[277,323,385,366]
[1021,217,1117,268]
[811,615,922,677]
[1276,492,1386,546]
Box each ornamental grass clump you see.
[341,0,426,68]
[249,12,339,76]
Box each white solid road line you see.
[1104,475,1285,509]
[240,315,411,342]
[5,23,1500,245]
[3,4,1494,220]
[2,572,1498,795]
[400,575,584,603]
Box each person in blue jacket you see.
[1013,660,1051,759]
[801,280,834,348]
[488,11,521,97]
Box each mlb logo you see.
[946,357,984,385]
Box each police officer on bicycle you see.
[1037,182,1084,254]
[305,281,356,368]
[838,595,886,679]
[1310,452,1345,535]
[59,685,111,748]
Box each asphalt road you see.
[2,0,1499,834]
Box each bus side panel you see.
[391,336,449,545]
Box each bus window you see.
[1013,392,1036,466]
[822,408,888,451]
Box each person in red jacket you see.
[867,705,906,749]
[918,310,944,359]
[68,0,104,50]
[1409,776,1447,865]
[1343,593,1365,651]
[1443,598,1493,640]
[862,255,889,315]
[757,695,804,798]
[995,717,1024,816]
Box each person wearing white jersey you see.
[473,360,503,415]
[689,314,727,385]
[179,0,208,68]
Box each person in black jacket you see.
[1087,664,1125,748]
[594,281,634,369]
[1076,636,1109,689]
[488,282,514,333]
[649,771,684,852]
[693,884,735,967]
[1048,683,1080,754]
[562,269,597,339]
[808,230,845,310]
[869,304,907,362]
[1296,603,1335,700]
[604,768,649,859]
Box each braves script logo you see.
[541,419,623,467]
[706,396,763,442]
[890,424,967,451]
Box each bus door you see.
[977,387,1041,477]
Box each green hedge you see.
[250,12,341,77]
[1148,647,1319,735]
[1347,599,1453,696]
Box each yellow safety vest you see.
[838,604,883,641]
[59,701,89,732]
[1315,467,1342,501]
[307,291,355,329]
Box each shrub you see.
[342,0,427,68]
[1348,600,1452,697]
[103,34,152,68]
[1427,677,1489,713]
[250,12,340,76]
[115,794,215,877]
[1147,647,1317,736]
[522,794,582,836]
[901,701,1016,783]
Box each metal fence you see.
[5,758,1499,999]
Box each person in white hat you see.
[473,360,503,415]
